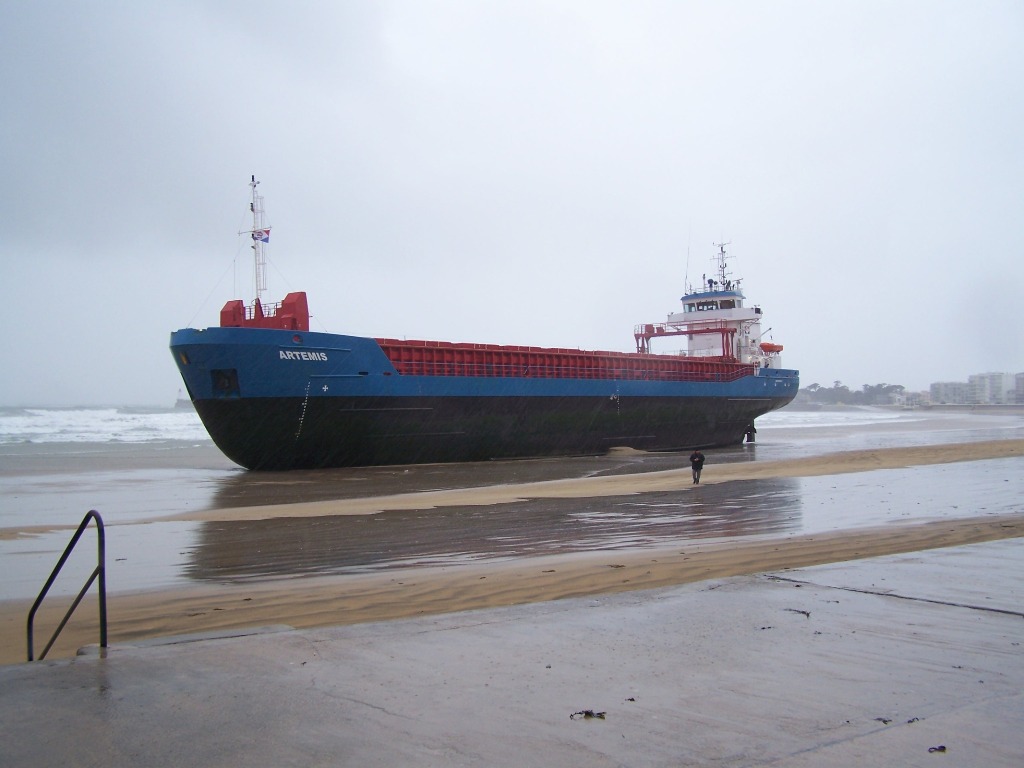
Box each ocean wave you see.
[757,406,921,429]
[0,407,210,444]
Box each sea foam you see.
[0,406,209,444]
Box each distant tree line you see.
[799,382,906,405]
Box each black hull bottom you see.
[195,394,791,470]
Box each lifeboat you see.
[759,342,784,354]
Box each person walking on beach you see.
[689,449,706,485]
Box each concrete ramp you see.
[3,539,1023,767]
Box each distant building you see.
[968,372,1015,404]
[884,389,926,407]
[902,390,928,407]
[930,381,971,404]
[930,372,1024,405]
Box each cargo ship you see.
[170,179,798,470]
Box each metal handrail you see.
[26,510,107,661]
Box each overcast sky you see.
[2,0,1022,406]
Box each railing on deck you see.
[26,510,107,662]
[376,339,755,383]
[241,299,282,320]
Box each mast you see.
[241,175,271,305]
[709,241,735,292]
[219,177,309,331]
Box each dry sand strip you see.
[4,514,1023,666]
[161,438,1024,522]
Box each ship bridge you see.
[634,243,779,367]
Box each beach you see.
[2,407,1022,666]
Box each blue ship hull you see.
[170,326,798,470]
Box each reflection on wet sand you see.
[206,445,762,509]
[186,477,802,582]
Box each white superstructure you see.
[634,243,784,369]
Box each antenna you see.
[683,225,692,293]
[712,240,732,287]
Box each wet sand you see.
[159,438,1024,521]
[4,437,1022,666]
